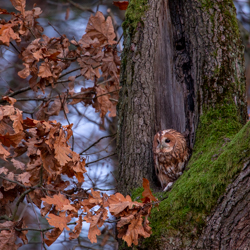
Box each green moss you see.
[131,187,144,201]
[122,0,149,35]
[139,104,250,248]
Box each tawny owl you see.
[153,129,189,191]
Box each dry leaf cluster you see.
[1,0,120,124]
[0,0,158,249]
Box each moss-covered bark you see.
[139,107,250,249]
[118,0,249,248]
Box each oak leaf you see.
[0,132,25,147]
[108,193,142,215]
[141,178,157,203]
[69,216,82,240]
[18,63,30,79]
[0,221,21,250]
[47,213,71,231]
[41,202,52,217]
[38,62,53,78]
[84,211,102,243]
[0,24,20,46]
[121,215,150,246]
[2,172,16,191]
[85,11,116,45]
[2,96,16,105]
[10,0,26,16]
[0,142,10,161]
[0,167,8,175]
[11,159,25,170]
[81,188,103,210]
[42,193,71,211]
[16,172,31,186]
[44,228,62,246]
[54,130,72,166]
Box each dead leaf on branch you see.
[108,193,143,215]
[121,215,151,247]
[38,61,53,78]
[47,212,71,231]
[44,227,62,246]
[141,178,157,203]
[10,0,26,16]
[54,129,72,166]
[69,216,82,240]
[2,172,16,191]
[0,142,11,161]
[42,193,77,212]
[84,208,108,243]
[0,23,21,46]
[2,96,16,106]
[16,172,31,186]
[11,159,25,170]
[0,221,22,250]
[85,11,117,46]
[0,132,25,148]
[0,167,8,175]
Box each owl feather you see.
[153,129,189,191]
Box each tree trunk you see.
[117,0,247,192]
[117,0,249,248]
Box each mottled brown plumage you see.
[153,129,189,191]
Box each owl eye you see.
[157,140,160,144]
[165,139,170,143]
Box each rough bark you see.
[117,0,247,192]
[117,0,249,248]
[195,157,250,249]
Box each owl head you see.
[153,129,186,154]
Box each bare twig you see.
[10,41,21,54]
[66,0,94,13]
[0,175,26,188]
[15,222,77,232]
[80,133,116,154]
[85,152,116,166]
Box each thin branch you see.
[58,67,82,79]
[66,0,94,13]
[11,185,39,221]
[85,152,116,166]
[0,175,26,188]
[15,222,77,232]
[80,133,116,154]
[47,0,70,6]
[57,91,75,151]
[10,41,21,54]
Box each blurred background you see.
[0,0,249,249]
[0,0,124,249]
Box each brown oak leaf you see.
[69,216,82,240]
[47,213,71,231]
[41,193,72,211]
[141,178,157,203]
[85,11,116,46]
[16,172,31,186]
[44,228,62,246]
[54,130,72,166]
[108,193,142,215]
[120,215,151,246]
[0,142,10,161]
[11,159,25,170]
